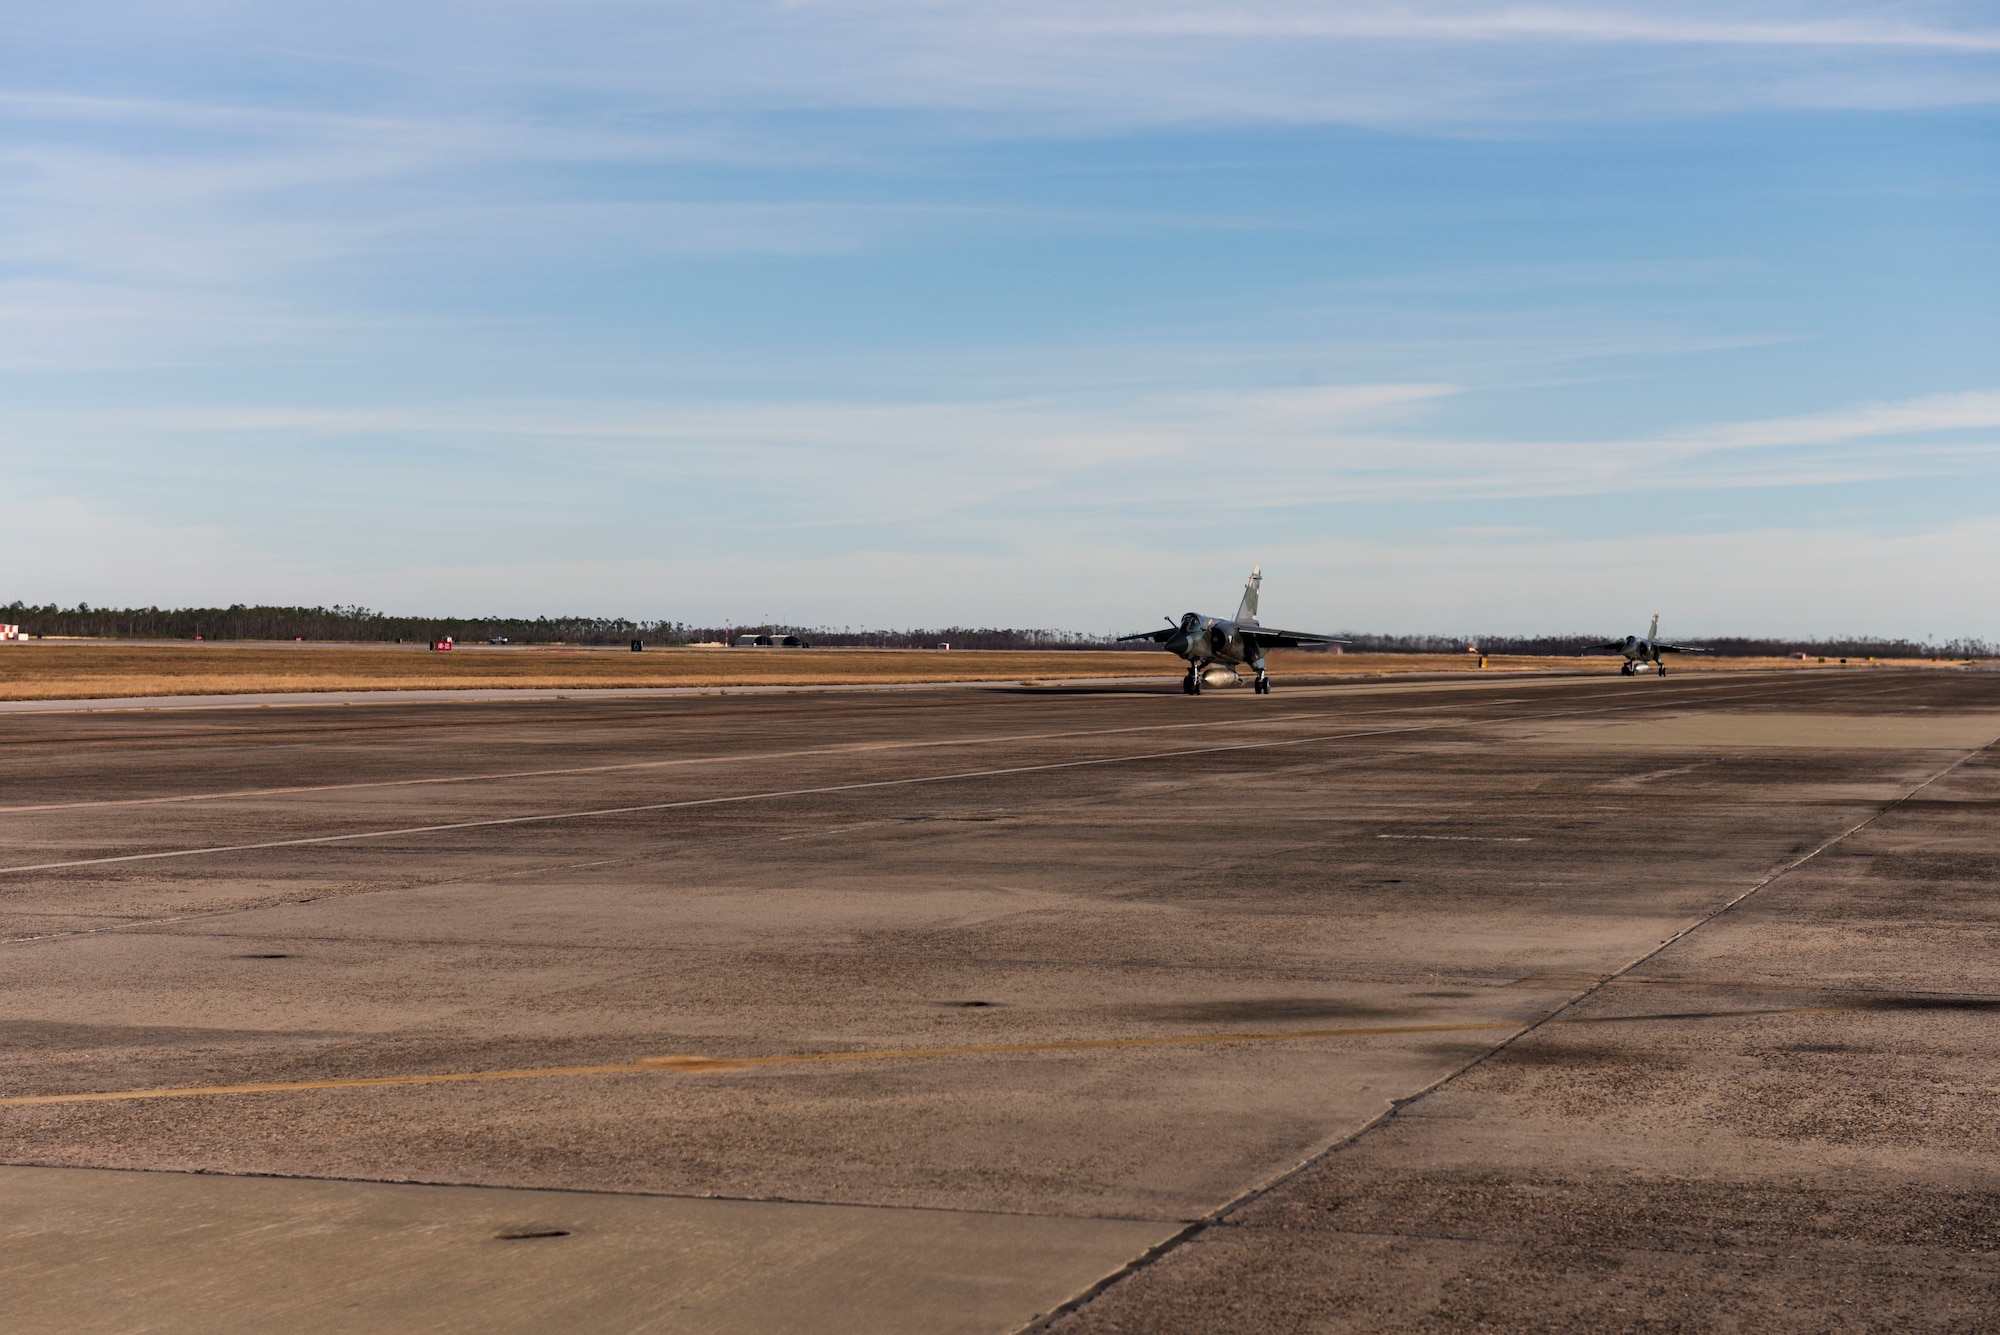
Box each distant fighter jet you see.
[1119,567,1343,695]
[1591,614,1708,676]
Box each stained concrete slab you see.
[0,1166,1174,1335]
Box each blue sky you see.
[4,2,1997,637]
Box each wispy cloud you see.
[14,3,2000,128]
[1025,4,2000,52]
[12,385,1996,519]
[1659,391,2000,451]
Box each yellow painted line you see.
[0,1060,679,1108]
[0,1007,1861,1109]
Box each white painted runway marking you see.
[0,674,1806,817]
[0,722,1442,874]
[0,677,1836,877]
[0,711,1345,815]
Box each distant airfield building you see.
[733,633,807,648]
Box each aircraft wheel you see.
[1658,665,1668,678]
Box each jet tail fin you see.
[1650,612,1659,641]
[1235,566,1262,623]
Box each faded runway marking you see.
[0,1005,1884,1110]
[0,722,1448,874]
[0,673,1815,818]
[0,679,1816,876]
[0,711,1337,815]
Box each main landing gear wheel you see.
[1254,675,1271,694]
[1657,663,1667,678]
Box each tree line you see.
[2,602,1990,659]
[0,602,683,645]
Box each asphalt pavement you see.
[1,669,1994,1331]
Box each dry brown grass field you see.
[0,641,1954,701]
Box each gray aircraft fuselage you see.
[1119,568,1341,694]
[1165,612,1264,671]
[1591,615,1705,676]
[1613,634,1667,665]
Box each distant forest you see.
[1,601,1990,659]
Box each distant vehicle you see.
[1118,566,1343,695]
[733,633,806,648]
[1590,615,1707,676]
[488,636,508,645]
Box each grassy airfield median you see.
[0,641,1948,701]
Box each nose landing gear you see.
[1183,666,1202,695]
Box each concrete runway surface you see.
[0,669,1995,1332]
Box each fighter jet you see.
[1119,567,1343,695]
[1591,614,1708,676]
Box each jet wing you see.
[1117,628,1177,643]
[1653,643,1709,654]
[1243,627,1346,650]
[1587,641,1628,652]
